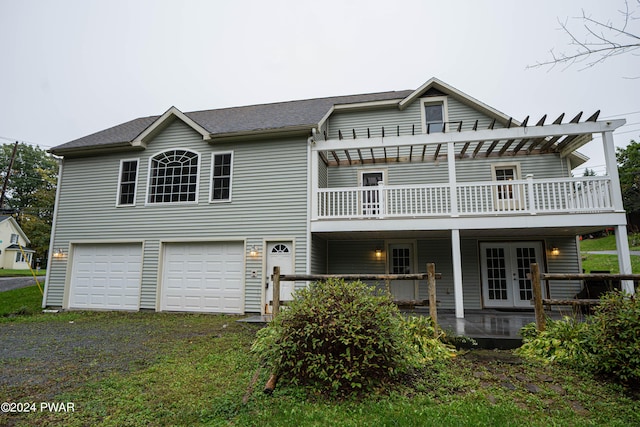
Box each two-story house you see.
[43,78,633,318]
[0,215,34,269]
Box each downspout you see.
[42,156,64,308]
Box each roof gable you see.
[0,216,30,245]
[132,106,211,147]
[398,77,515,125]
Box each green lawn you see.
[0,284,43,317]
[1,286,639,426]
[0,268,46,277]
[579,233,640,273]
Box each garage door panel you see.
[69,244,142,311]
[161,242,244,314]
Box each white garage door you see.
[161,242,244,314]
[68,243,142,310]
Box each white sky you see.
[1,0,638,175]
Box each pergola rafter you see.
[320,111,612,167]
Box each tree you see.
[583,168,597,176]
[0,143,58,264]
[529,0,640,71]
[617,140,640,219]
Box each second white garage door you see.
[161,242,244,314]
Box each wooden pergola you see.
[318,111,601,167]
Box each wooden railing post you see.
[531,263,546,332]
[427,263,438,329]
[272,266,281,316]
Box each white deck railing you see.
[315,176,614,219]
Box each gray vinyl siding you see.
[327,103,421,140]
[545,236,582,301]
[310,235,327,274]
[327,240,386,290]
[323,237,582,311]
[46,119,309,313]
[455,153,571,182]
[327,153,568,189]
[325,95,504,141]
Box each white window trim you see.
[145,148,201,206]
[116,158,140,207]
[420,96,448,134]
[491,162,524,210]
[10,233,19,244]
[490,162,522,181]
[209,151,234,203]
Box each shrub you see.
[401,315,457,364]
[516,317,594,366]
[590,291,640,382]
[252,279,442,395]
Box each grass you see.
[0,284,43,317]
[0,290,639,427]
[579,233,640,273]
[0,268,46,277]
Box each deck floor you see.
[239,308,582,349]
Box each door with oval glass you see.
[265,241,294,314]
[480,242,543,308]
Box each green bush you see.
[401,315,457,364]
[590,291,640,382]
[252,279,452,395]
[516,317,594,365]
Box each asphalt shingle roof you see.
[52,90,413,154]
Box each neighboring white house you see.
[0,215,34,269]
[43,77,633,318]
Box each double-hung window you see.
[210,152,233,202]
[10,233,19,244]
[420,96,447,134]
[148,150,199,204]
[117,159,139,206]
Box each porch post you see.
[615,224,635,294]
[602,130,625,212]
[451,229,464,318]
[447,142,458,217]
[310,145,319,221]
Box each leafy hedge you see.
[517,291,640,384]
[252,279,455,395]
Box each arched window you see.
[148,150,199,203]
[271,244,290,253]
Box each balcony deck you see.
[311,176,622,233]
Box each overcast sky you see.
[1,0,638,175]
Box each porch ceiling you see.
[319,111,602,167]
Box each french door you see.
[480,242,543,308]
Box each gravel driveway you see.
[0,312,233,403]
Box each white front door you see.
[265,242,294,314]
[480,242,543,308]
[361,171,384,216]
[388,243,416,300]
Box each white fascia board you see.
[132,106,211,147]
[313,119,626,152]
[399,77,516,125]
[310,212,628,233]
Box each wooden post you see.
[272,266,281,316]
[531,263,546,332]
[427,263,438,329]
